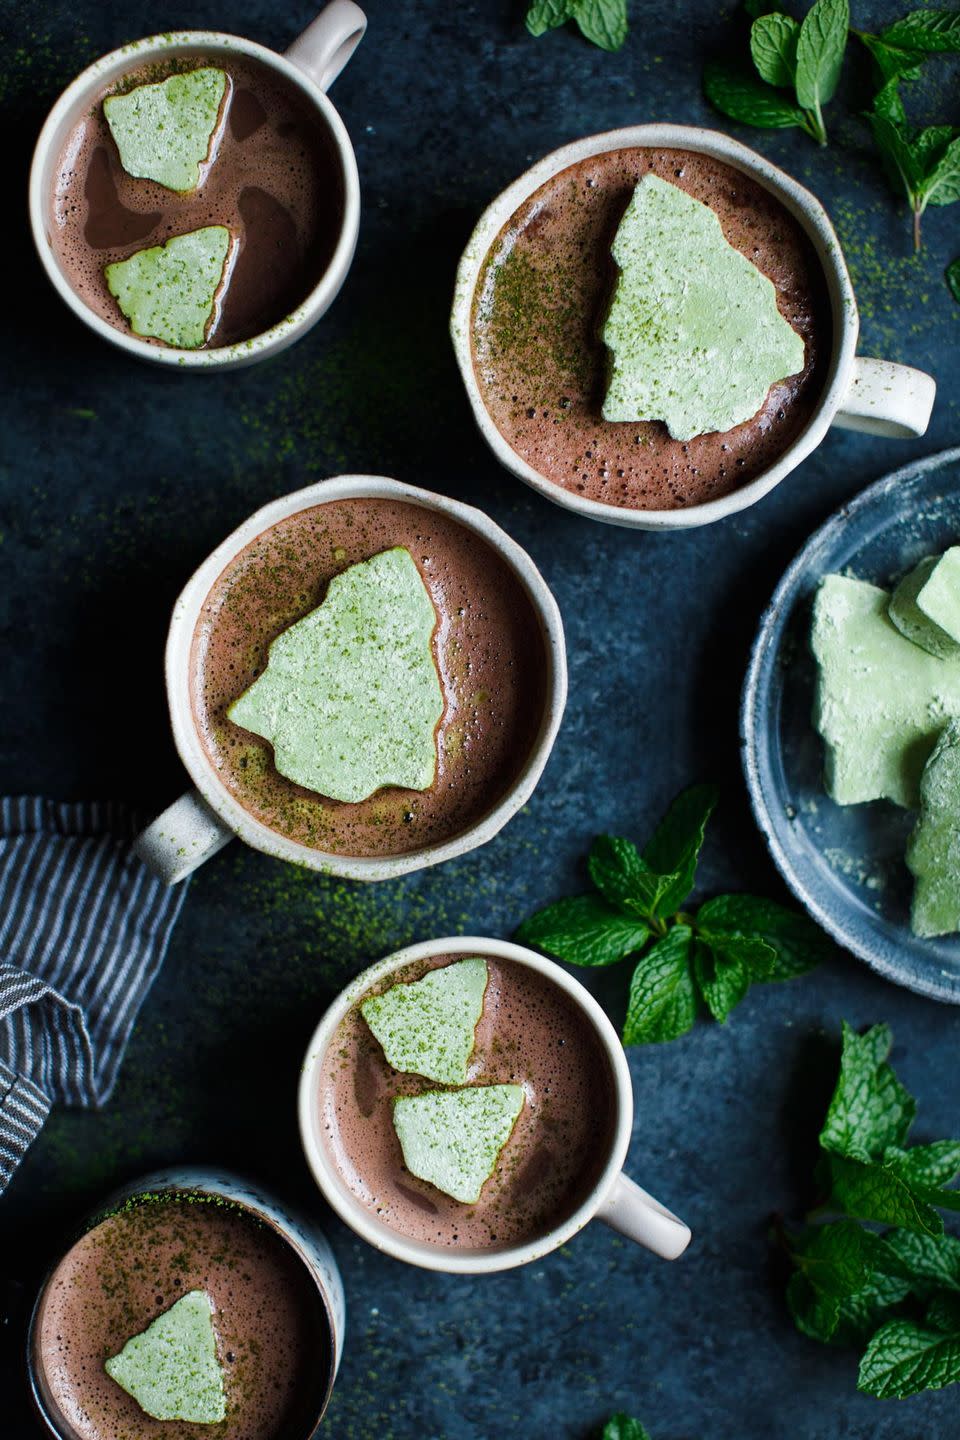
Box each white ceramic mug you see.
[27,1166,345,1439]
[298,936,692,1274]
[134,476,567,884]
[451,124,937,531]
[29,1,366,370]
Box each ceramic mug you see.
[451,123,937,531]
[27,1166,345,1440]
[298,936,692,1274]
[134,475,567,884]
[28,1,366,370]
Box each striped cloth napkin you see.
[0,798,188,1194]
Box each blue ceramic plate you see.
[741,446,960,1004]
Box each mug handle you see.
[133,789,234,885]
[597,1172,692,1260]
[832,356,936,439]
[285,0,367,94]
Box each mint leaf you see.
[696,893,830,979]
[704,61,808,129]
[526,0,629,50]
[516,894,650,968]
[573,0,629,51]
[694,935,773,1021]
[858,1317,960,1398]
[787,1222,913,1344]
[887,1229,960,1295]
[866,83,960,248]
[791,1219,876,1295]
[834,1271,914,1344]
[603,1417,651,1440]
[920,132,960,207]
[820,1022,916,1161]
[882,9,960,54]
[526,0,573,34]
[588,835,671,920]
[827,1154,943,1235]
[623,925,697,1045]
[640,783,718,916]
[786,1272,842,1341]
[885,1141,960,1190]
[947,256,960,301]
[859,32,925,83]
[794,0,849,141]
[751,12,800,85]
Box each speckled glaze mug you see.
[134,475,567,884]
[298,936,692,1274]
[26,1166,345,1440]
[451,123,937,531]
[29,1,365,370]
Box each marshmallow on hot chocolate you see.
[602,175,805,440]
[103,67,227,192]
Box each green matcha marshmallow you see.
[907,719,960,937]
[811,574,960,809]
[104,1289,226,1423]
[393,1085,525,1204]
[228,547,443,804]
[104,67,227,192]
[889,549,960,660]
[361,958,488,1085]
[602,175,805,441]
[104,225,231,349]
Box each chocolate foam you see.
[318,954,617,1248]
[49,53,344,347]
[190,497,550,858]
[470,145,832,511]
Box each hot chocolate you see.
[470,145,832,511]
[190,497,550,857]
[50,53,344,347]
[32,1192,330,1440]
[317,953,617,1248]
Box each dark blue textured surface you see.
[1,2,959,1436]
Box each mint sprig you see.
[782,1020,960,1397]
[602,1417,651,1440]
[866,79,960,250]
[516,785,830,1045]
[704,0,849,144]
[526,0,629,51]
[855,10,960,250]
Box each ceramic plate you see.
[742,446,960,1003]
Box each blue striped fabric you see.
[0,798,188,1192]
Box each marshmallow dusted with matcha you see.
[228,546,443,804]
[104,67,227,192]
[811,574,960,809]
[392,1085,526,1204]
[907,719,960,938]
[105,227,232,349]
[602,175,805,440]
[104,1289,226,1423]
[361,958,487,1085]
[889,549,960,659]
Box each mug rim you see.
[26,1165,342,1440]
[28,28,360,370]
[297,935,634,1274]
[450,122,860,531]
[165,475,568,880]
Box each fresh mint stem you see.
[805,100,828,144]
